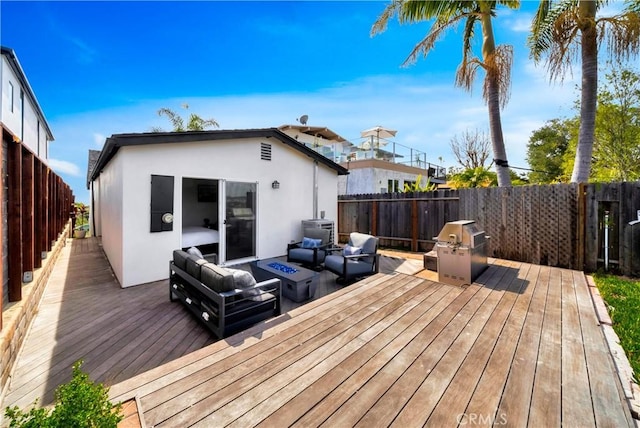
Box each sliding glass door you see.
[223,181,256,262]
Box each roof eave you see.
[90,128,349,183]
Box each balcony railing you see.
[303,138,447,180]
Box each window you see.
[387,179,399,193]
[8,81,14,112]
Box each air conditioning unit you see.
[301,219,335,245]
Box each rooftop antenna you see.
[297,114,308,125]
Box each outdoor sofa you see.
[170,249,281,339]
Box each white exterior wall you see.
[339,167,429,195]
[99,137,340,287]
[98,153,125,286]
[1,57,22,137]
[0,55,50,160]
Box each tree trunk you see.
[480,4,512,187]
[571,0,598,183]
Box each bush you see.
[4,361,123,428]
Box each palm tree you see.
[529,0,640,182]
[152,103,219,132]
[372,0,519,187]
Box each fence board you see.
[338,181,640,276]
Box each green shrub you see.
[4,361,123,428]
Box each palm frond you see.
[157,108,185,132]
[461,9,479,72]
[482,44,513,108]
[598,10,640,62]
[529,2,582,82]
[403,11,473,66]
[455,57,483,92]
[370,0,404,36]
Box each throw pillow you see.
[226,268,262,301]
[343,244,362,256]
[187,246,204,259]
[301,237,323,249]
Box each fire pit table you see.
[250,259,319,302]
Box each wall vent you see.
[260,143,272,161]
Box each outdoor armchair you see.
[324,232,379,284]
[287,227,331,270]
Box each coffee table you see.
[250,259,319,302]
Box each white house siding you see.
[1,54,50,161]
[98,152,125,286]
[100,137,339,288]
[1,56,22,137]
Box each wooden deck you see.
[1,237,633,427]
[0,238,422,412]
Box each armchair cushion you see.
[288,247,326,264]
[301,237,323,249]
[343,244,362,256]
[287,227,331,268]
[325,255,375,277]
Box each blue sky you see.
[2,1,589,203]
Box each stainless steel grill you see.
[436,220,488,286]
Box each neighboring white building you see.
[89,128,348,288]
[278,124,353,163]
[338,159,445,195]
[279,124,447,195]
[1,47,53,161]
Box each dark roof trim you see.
[90,128,349,182]
[1,46,54,141]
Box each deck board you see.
[528,266,563,426]
[1,238,634,428]
[561,268,596,427]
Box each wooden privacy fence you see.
[338,181,640,276]
[1,128,74,329]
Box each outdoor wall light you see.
[272,180,280,189]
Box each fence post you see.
[577,183,586,270]
[371,200,378,236]
[411,199,418,252]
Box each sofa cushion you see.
[173,250,190,271]
[186,255,207,281]
[201,263,235,293]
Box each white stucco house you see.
[278,123,447,195]
[89,128,349,288]
[339,159,446,195]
